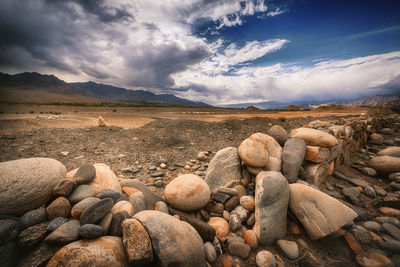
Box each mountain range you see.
[0,72,209,106]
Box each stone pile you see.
[1,113,400,266]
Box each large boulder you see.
[377,147,400,157]
[289,183,357,240]
[134,210,205,266]
[67,163,121,194]
[47,236,129,267]
[238,138,269,167]
[251,133,282,172]
[282,138,307,183]
[369,156,400,175]
[205,147,242,191]
[164,174,210,212]
[290,128,338,148]
[254,171,289,245]
[0,158,66,216]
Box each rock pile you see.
[1,113,400,266]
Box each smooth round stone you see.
[80,198,114,225]
[0,219,21,245]
[68,185,96,204]
[79,224,104,238]
[378,147,400,157]
[99,213,112,235]
[47,236,129,267]
[164,174,210,212]
[72,164,96,185]
[267,125,288,147]
[47,217,69,232]
[20,208,46,229]
[229,214,241,232]
[204,242,217,263]
[238,138,269,167]
[250,133,282,172]
[244,230,258,249]
[208,217,230,239]
[290,127,338,147]
[234,185,247,198]
[381,128,394,135]
[276,240,299,260]
[256,250,276,267]
[240,196,255,211]
[0,158,66,216]
[281,138,307,183]
[369,156,400,175]
[44,220,80,245]
[46,197,71,220]
[154,201,169,214]
[111,201,134,216]
[97,189,121,203]
[369,133,384,145]
[71,197,100,219]
[360,167,377,177]
[134,211,205,266]
[197,151,207,161]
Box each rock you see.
[120,179,163,209]
[122,186,139,196]
[154,201,169,214]
[234,185,247,198]
[225,196,240,211]
[128,191,146,214]
[244,230,258,249]
[72,164,96,184]
[47,236,129,267]
[247,212,255,226]
[377,146,400,157]
[343,187,363,206]
[256,250,276,267]
[212,192,231,204]
[68,185,96,204]
[204,242,217,263]
[18,222,48,249]
[44,220,80,245]
[111,200,134,216]
[363,221,382,232]
[46,197,71,220]
[276,240,299,260]
[79,224,103,238]
[18,243,61,267]
[0,241,18,267]
[379,207,400,217]
[247,165,263,176]
[208,217,230,239]
[97,189,121,202]
[232,205,249,222]
[67,163,122,194]
[238,137,269,167]
[304,162,328,186]
[151,171,164,177]
[289,183,358,240]
[383,223,400,240]
[98,116,106,127]
[164,174,210,211]
[205,147,242,191]
[240,196,255,211]
[134,210,205,266]
[355,251,393,267]
[47,217,69,232]
[252,133,283,171]
[122,219,153,264]
[197,151,207,161]
[373,185,387,196]
[360,167,377,177]
[109,211,130,236]
[99,213,112,235]
[389,173,400,181]
[363,185,376,198]
[0,158,66,216]
[20,208,46,229]
[305,145,330,162]
[290,127,338,147]
[254,171,289,245]
[369,133,384,145]
[53,179,77,198]
[267,125,288,146]
[229,213,241,231]
[227,241,251,259]
[71,197,100,219]
[369,156,400,175]
[80,198,114,225]
[0,220,21,245]
[218,187,238,196]
[282,138,307,183]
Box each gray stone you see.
[205,147,242,191]
[362,221,382,232]
[282,138,307,183]
[109,211,130,237]
[383,223,400,241]
[97,189,121,202]
[363,185,376,198]
[68,184,96,204]
[204,242,217,263]
[228,241,251,259]
[99,213,112,235]
[376,217,400,229]
[267,125,288,146]
[155,201,169,214]
[342,187,363,206]
[80,198,114,225]
[0,158,66,216]
[134,210,205,266]
[232,205,249,222]
[44,220,80,245]
[229,214,241,232]
[47,217,69,232]
[369,156,400,175]
[72,164,96,184]
[151,171,164,177]
[276,240,300,260]
[71,197,100,219]
[120,179,163,210]
[18,222,48,249]
[18,243,61,267]
[224,196,239,212]
[128,191,146,214]
[212,193,231,204]
[79,224,104,238]
[0,219,21,246]
[20,208,46,229]
[254,171,289,245]
[360,167,377,177]
[218,187,238,196]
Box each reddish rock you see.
[290,127,338,148]
[208,217,230,239]
[46,197,71,220]
[53,179,77,198]
[238,138,269,167]
[122,219,153,264]
[244,230,258,249]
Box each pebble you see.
[355,251,393,267]
[208,217,230,239]
[20,208,47,229]
[155,201,169,214]
[223,210,230,221]
[70,197,100,219]
[46,197,71,220]
[72,164,96,184]
[109,211,130,236]
[276,240,300,260]
[240,196,255,211]
[44,220,80,244]
[232,205,249,222]
[229,214,242,232]
[234,185,247,198]
[160,163,167,169]
[362,221,382,232]
[53,179,77,198]
[80,198,114,225]
[238,138,269,167]
[68,184,96,204]
[99,213,112,235]
[379,207,400,217]
[244,229,258,249]
[97,189,121,202]
[197,151,207,161]
[79,224,104,238]
[151,171,164,177]
[149,165,156,171]
[212,193,231,204]
[256,250,276,267]
[47,217,69,232]
[246,213,255,226]
[227,241,251,259]
[224,196,239,212]
[204,242,217,263]
[129,191,146,214]
[154,179,164,187]
[111,200,134,216]
[382,223,400,240]
[388,173,400,181]
[218,188,238,196]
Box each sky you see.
[0,0,399,105]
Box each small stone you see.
[154,179,164,187]
[68,184,96,204]
[122,186,139,196]
[342,187,363,206]
[149,165,156,171]
[129,191,146,214]
[388,173,400,181]
[122,219,153,264]
[53,179,77,198]
[362,221,382,232]
[111,200,134,216]
[72,164,96,184]
[151,171,164,177]
[155,201,169,214]
[223,210,230,221]
[227,241,251,259]
[229,214,241,232]
[80,198,114,225]
[369,156,400,175]
[18,222,48,249]
[0,220,21,245]
[373,185,387,196]
[44,220,80,245]
[218,188,238,196]
[360,167,377,177]
[46,197,71,220]
[256,250,276,267]
[99,213,112,235]
[369,133,384,145]
[232,205,249,222]
[383,223,400,240]
[197,152,207,161]
[109,211,130,236]
[276,240,299,260]
[379,207,400,217]
[244,230,258,249]
[355,251,393,267]
[97,189,121,202]
[20,208,46,229]
[290,127,338,147]
[234,185,246,198]
[79,224,104,238]
[240,196,255,211]
[212,192,231,204]
[204,242,217,263]
[246,213,255,226]
[224,196,239,212]
[70,197,100,219]
[267,125,288,146]
[208,217,230,239]
[60,151,69,156]
[47,217,69,232]
[238,138,269,167]
[160,163,167,169]
[363,185,376,198]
